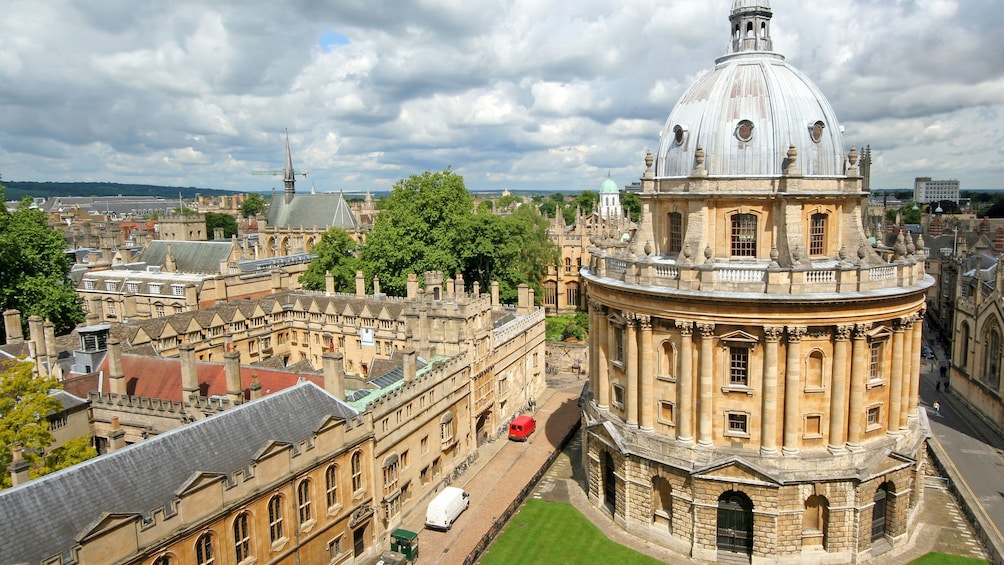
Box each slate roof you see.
[0,382,359,565]
[138,240,237,273]
[266,192,359,230]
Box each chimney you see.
[491,281,500,308]
[446,277,455,299]
[517,284,530,314]
[322,351,345,400]
[108,339,126,396]
[473,281,480,297]
[355,270,365,297]
[108,416,127,452]
[28,315,45,361]
[224,350,243,406]
[9,445,30,486]
[180,344,198,403]
[373,276,381,295]
[407,273,419,299]
[3,309,23,344]
[455,273,464,296]
[249,374,262,401]
[43,321,58,379]
[326,271,335,294]
[403,349,417,383]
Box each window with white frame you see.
[725,412,750,437]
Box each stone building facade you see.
[580,2,932,563]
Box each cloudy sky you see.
[2,0,1002,193]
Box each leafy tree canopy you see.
[205,212,238,239]
[300,228,363,293]
[621,191,641,222]
[0,361,61,488]
[240,193,268,218]
[0,188,85,337]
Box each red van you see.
[508,415,536,441]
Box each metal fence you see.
[461,418,583,565]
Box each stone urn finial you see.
[644,241,653,256]
[704,244,713,264]
[858,243,868,260]
[694,146,706,173]
[645,150,654,170]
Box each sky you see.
[2,0,1003,193]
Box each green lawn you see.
[479,499,666,565]
[908,553,988,565]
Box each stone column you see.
[782,326,805,456]
[588,302,599,402]
[827,325,852,453]
[760,326,783,456]
[676,321,694,443]
[887,319,906,436]
[639,316,655,431]
[847,324,870,451]
[908,315,922,421]
[596,304,610,410]
[698,323,715,447]
[626,315,639,428]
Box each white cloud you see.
[1,0,1002,192]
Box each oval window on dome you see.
[810,120,825,143]
[736,120,754,142]
[673,125,686,146]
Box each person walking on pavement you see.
[933,400,941,416]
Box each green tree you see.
[36,436,97,479]
[0,191,85,337]
[300,228,363,292]
[495,193,522,209]
[621,191,641,222]
[0,361,62,488]
[240,193,268,218]
[205,212,238,239]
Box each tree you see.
[0,190,85,337]
[240,193,268,218]
[205,212,238,239]
[621,191,642,222]
[35,436,97,479]
[299,228,363,292]
[0,360,61,488]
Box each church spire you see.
[283,128,295,202]
[727,0,773,55]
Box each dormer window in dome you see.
[809,121,826,143]
[736,120,754,143]
[673,124,687,146]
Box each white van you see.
[425,486,470,531]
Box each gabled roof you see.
[139,240,237,274]
[266,192,359,230]
[0,382,359,565]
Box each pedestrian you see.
[936,381,941,392]
[933,400,941,416]
[939,364,947,379]
[944,379,950,393]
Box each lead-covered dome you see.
[655,1,845,179]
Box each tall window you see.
[351,452,363,492]
[729,347,749,386]
[383,458,399,495]
[960,322,970,368]
[325,465,338,508]
[731,214,757,257]
[543,281,558,306]
[153,556,172,565]
[195,533,215,565]
[809,213,826,256]
[268,496,284,542]
[440,412,455,445]
[669,212,683,254]
[566,283,580,308]
[564,257,572,273]
[297,480,312,525]
[614,326,625,362]
[869,342,882,381]
[233,513,250,562]
[983,326,1002,390]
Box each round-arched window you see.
[736,120,754,142]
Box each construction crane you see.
[251,129,309,181]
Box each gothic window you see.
[195,532,215,565]
[233,513,251,562]
[982,325,1002,390]
[565,282,580,308]
[543,281,558,306]
[268,496,284,542]
[351,451,363,492]
[809,213,826,256]
[564,257,572,273]
[731,214,757,257]
[297,479,312,525]
[669,212,683,254]
[960,322,970,369]
[325,465,338,508]
[440,412,455,446]
[383,455,400,495]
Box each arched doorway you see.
[602,452,616,511]
[717,490,754,556]
[871,483,892,543]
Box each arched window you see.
[325,465,338,508]
[565,282,580,309]
[440,412,455,445]
[960,322,970,369]
[564,257,572,273]
[982,324,1001,390]
[731,214,757,257]
[661,341,676,379]
[809,213,827,256]
[806,350,824,389]
[802,494,829,549]
[717,491,754,555]
[668,212,683,254]
[651,476,673,532]
[153,556,173,565]
[871,483,892,542]
[233,513,251,562]
[297,480,312,525]
[195,532,215,565]
[543,281,558,307]
[268,496,284,542]
[351,451,363,492]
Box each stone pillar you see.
[908,316,922,421]
[827,325,852,453]
[225,350,242,406]
[9,445,30,486]
[847,324,869,450]
[639,316,654,431]
[43,320,58,378]
[698,323,715,447]
[108,416,127,452]
[325,272,335,293]
[597,307,610,410]
[180,344,198,404]
[3,309,23,344]
[676,321,694,443]
[355,271,365,297]
[323,351,345,400]
[626,315,639,428]
[760,326,782,456]
[887,320,906,436]
[782,327,805,455]
[588,302,599,402]
[108,339,126,397]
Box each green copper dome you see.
[600,177,618,193]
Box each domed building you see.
[581,2,932,563]
[599,174,623,220]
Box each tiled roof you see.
[266,192,359,230]
[139,240,237,273]
[0,382,358,565]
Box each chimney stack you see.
[180,344,198,403]
[322,352,345,400]
[108,416,127,452]
[249,374,262,401]
[9,445,30,486]
[355,270,365,297]
[224,350,243,406]
[3,309,23,344]
[403,349,417,383]
[108,339,126,396]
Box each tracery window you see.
[982,325,1002,390]
[297,480,312,525]
[268,496,284,542]
[325,465,339,508]
[195,532,215,565]
[351,451,363,492]
[233,513,251,562]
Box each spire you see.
[283,128,296,200]
[727,0,774,56]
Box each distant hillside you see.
[0,181,244,202]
